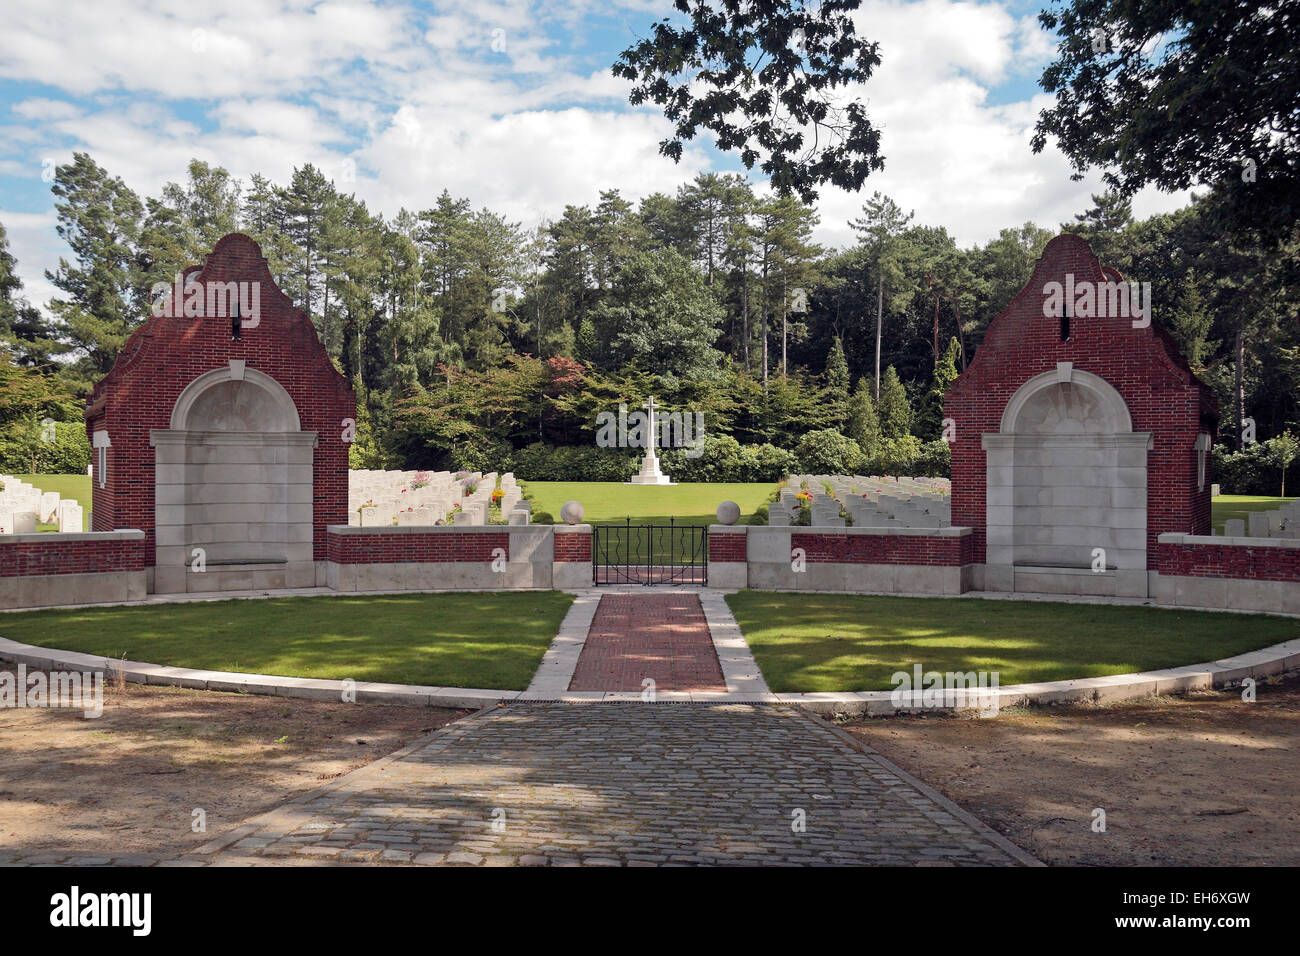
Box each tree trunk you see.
[741,269,750,373]
[874,274,883,400]
[1234,326,1246,450]
[781,275,788,376]
[762,256,770,396]
[762,306,769,395]
[932,294,940,364]
[953,295,968,372]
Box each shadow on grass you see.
[1,592,574,690]
[726,591,1300,692]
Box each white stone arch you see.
[981,362,1151,598]
[999,365,1133,436]
[169,364,301,432]
[150,362,317,595]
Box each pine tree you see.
[575,314,598,363]
[241,173,295,287]
[825,335,849,427]
[45,152,144,384]
[1168,271,1213,368]
[877,365,912,439]
[826,336,849,396]
[917,337,960,440]
[279,163,336,331]
[0,220,61,369]
[846,376,881,455]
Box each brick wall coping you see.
[552,524,593,534]
[738,525,973,538]
[0,531,146,545]
[1159,532,1300,550]
[326,524,554,536]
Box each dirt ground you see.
[0,672,466,858]
[4,664,1297,867]
[836,673,1300,866]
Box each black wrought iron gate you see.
[593,519,707,585]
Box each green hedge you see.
[660,435,797,482]
[1213,442,1293,496]
[481,432,951,484]
[510,442,639,482]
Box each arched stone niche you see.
[150,362,318,593]
[981,363,1151,597]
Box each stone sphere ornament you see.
[560,500,584,525]
[716,500,741,525]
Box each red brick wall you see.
[84,234,355,564]
[708,531,746,562]
[554,531,592,562]
[327,531,509,564]
[945,234,1217,566]
[0,538,146,577]
[1157,542,1300,583]
[791,532,971,566]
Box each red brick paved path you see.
[568,593,726,692]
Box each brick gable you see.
[83,233,355,563]
[945,233,1218,568]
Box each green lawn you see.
[520,481,777,563]
[4,474,92,530]
[0,591,574,690]
[726,590,1299,693]
[519,481,776,525]
[1212,495,1295,534]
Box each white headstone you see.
[57,501,83,533]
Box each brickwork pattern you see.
[791,531,971,566]
[327,531,510,564]
[567,593,726,692]
[1157,542,1300,582]
[0,538,146,577]
[708,531,747,562]
[554,531,592,562]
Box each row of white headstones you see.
[347,470,531,527]
[771,474,953,529]
[0,476,84,535]
[1225,500,1300,539]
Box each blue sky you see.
[0,0,1190,310]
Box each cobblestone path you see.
[160,702,1033,866]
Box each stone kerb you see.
[779,635,1300,716]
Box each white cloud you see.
[0,0,1197,304]
[809,0,1190,252]
[0,209,63,312]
